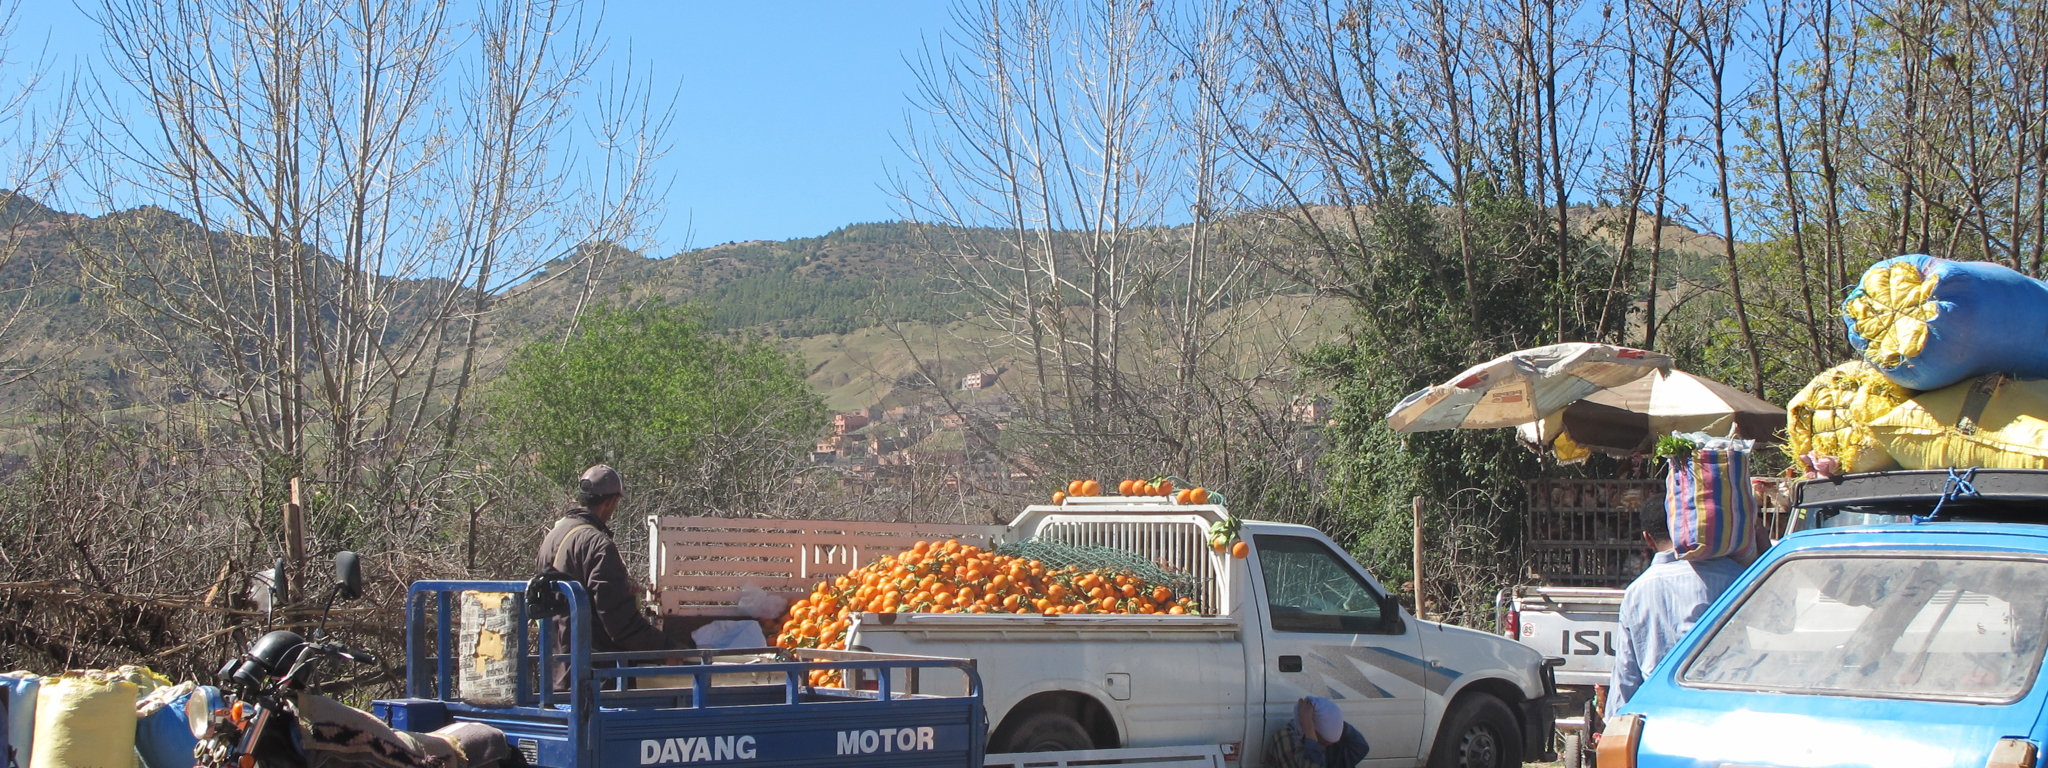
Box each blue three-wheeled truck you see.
[371,579,987,768]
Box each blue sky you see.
[13,1,951,256]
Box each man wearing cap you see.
[1268,696,1370,767]
[537,465,673,686]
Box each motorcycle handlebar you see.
[306,642,379,666]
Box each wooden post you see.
[285,477,306,563]
[1412,495,1426,620]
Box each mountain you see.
[0,202,1325,434]
[498,221,977,338]
[0,198,1716,440]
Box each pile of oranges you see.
[777,538,1199,684]
[1050,477,1214,505]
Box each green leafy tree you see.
[1304,177,1631,622]
[487,305,826,514]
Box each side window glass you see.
[1255,535,1388,633]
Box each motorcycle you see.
[195,553,511,768]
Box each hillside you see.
[497,221,978,338]
[0,198,1723,445]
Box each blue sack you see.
[136,684,221,768]
[0,673,36,768]
[1844,254,2048,390]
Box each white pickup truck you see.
[1496,586,1620,767]
[649,498,1559,767]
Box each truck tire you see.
[997,711,1095,752]
[1561,731,1583,768]
[1427,694,1522,768]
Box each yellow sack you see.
[31,671,139,768]
[1786,361,1913,472]
[105,666,170,696]
[1868,375,2048,470]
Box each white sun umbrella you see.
[1515,368,1785,455]
[1386,343,1674,433]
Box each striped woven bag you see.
[1664,447,1755,561]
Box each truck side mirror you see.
[335,551,362,600]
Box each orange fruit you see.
[1068,480,1085,496]
[1158,480,1173,495]
[1152,586,1171,602]
[1175,489,1191,504]
[1232,540,1250,559]
[1081,479,1102,496]
[1168,605,1186,615]
[1053,491,1067,504]
[1190,487,1209,504]
[1119,479,1135,495]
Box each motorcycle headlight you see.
[187,685,226,739]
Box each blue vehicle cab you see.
[1602,469,2048,768]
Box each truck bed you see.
[854,611,1243,641]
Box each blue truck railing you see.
[380,579,986,768]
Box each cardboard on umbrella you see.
[1386,343,1673,433]
[1518,369,1786,456]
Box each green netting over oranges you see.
[776,538,1199,685]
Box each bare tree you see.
[0,0,79,386]
[898,0,1322,502]
[1595,0,1683,346]
[74,0,667,544]
[1647,0,1767,395]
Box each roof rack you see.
[1795,468,2048,508]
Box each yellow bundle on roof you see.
[1786,361,1913,473]
[1868,375,2048,470]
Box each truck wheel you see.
[1427,694,1522,768]
[998,711,1095,752]
[1560,731,1583,768]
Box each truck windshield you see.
[1681,554,2048,702]
[1255,535,1387,633]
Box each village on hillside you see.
[808,367,1334,497]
